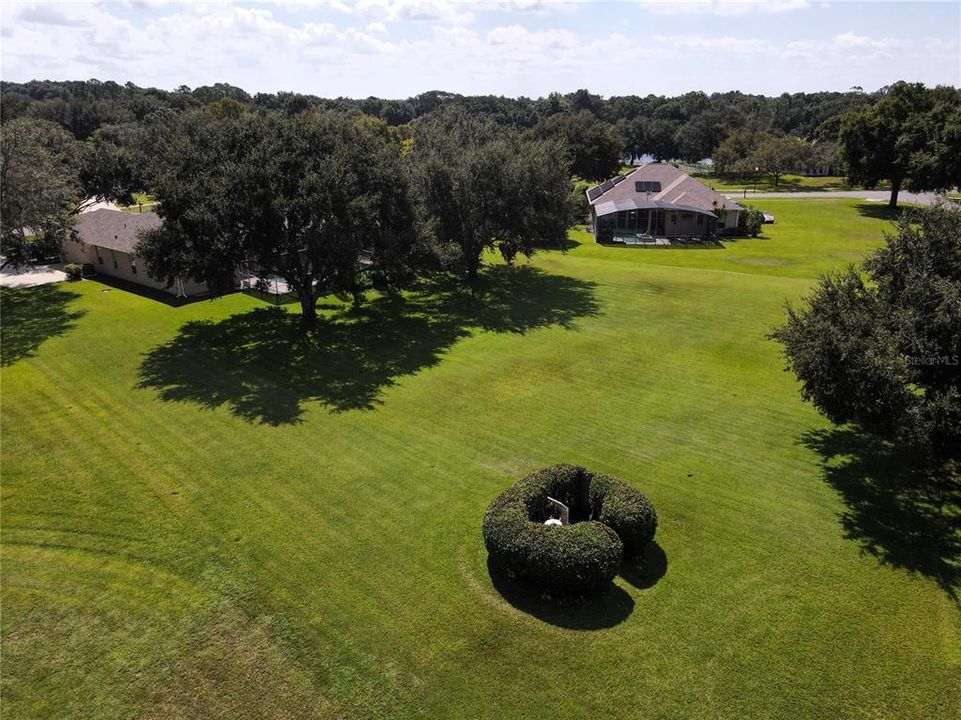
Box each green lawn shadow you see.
[137,265,599,425]
[854,203,904,222]
[486,556,635,630]
[485,540,666,630]
[619,541,668,589]
[801,427,961,602]
[1,283,85,367]
[87,273,223,307]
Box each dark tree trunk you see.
[465,255,480,281]
[889,178,901,208]
[298,290,317,324]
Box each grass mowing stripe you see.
[2,198,958,719]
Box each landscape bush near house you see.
[483,464,657,595]
[740,208,765,238]
[63,263,82,281]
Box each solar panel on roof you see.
[612,175,626,184]
[587,187,603,201]
[635,181,662,193]
[600,180,614,192]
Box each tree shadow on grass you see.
[86,274,219,307]
[1,284,85,367]
[801,427,961,602]
[619,541,668,590]
[485,541,666,630]
[486,557,634,630]
[137,265,599,425]
[854,203,904,222]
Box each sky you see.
[1,1,959,99]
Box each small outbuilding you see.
[586,163,743,244]
[63,209,208,297]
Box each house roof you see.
[586,163,742,214]
[73,209,161,254]
[593,197,718,219]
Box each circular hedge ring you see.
[483,464,657,595]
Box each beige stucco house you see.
[63,209,208,297]
[586,163,743,244]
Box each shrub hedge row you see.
[483,464,657,595]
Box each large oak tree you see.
[0,118,83,267]
[138,104,418,321]
[409,108,572,281]
[772,203,961,471]
[531,110,622,182]
[839,82,961,208]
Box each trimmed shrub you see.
[589,473,658,558]
[64,263,83,281]
[483,485,543,577]
[483,464,657,595]
[740,208,765,238]
[527,522,623,595]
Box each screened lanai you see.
[592,198,717,244]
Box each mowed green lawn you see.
[2,199,959,719]
[688,173,888,194]
[693,173,848,193]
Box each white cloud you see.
[276,0,578,18]
[476,0,582,12]
[352,0,474,24]
[487,24,577,49]
[0,1,956,97]
[16,3,91,26]
[277,0,354,10]
[652,33,773,54]
[783,31,910,62]
[639,0,809,15]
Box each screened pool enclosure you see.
[591,198,718,244]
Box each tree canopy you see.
[0,79,893,168]
[772,203,961,470]
[531,110,622,182]
[839,82,961,207]
[138,107,418,321]
[0,118,83,267]
[751,135,810,189]
[410,108,572,280]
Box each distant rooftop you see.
[73,209,161,254]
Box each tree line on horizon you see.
[0,79,879,146]
[3,78,959,199]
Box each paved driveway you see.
[0,261,68,288]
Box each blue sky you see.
[1,1,958,98]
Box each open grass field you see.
[120,192,160,214]
[2,199,959,719]
[690,173,880,194]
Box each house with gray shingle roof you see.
[586,163,742,244]
[63,209,208,297]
